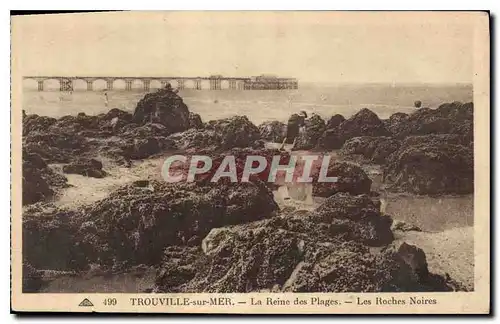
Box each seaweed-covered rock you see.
[22,165,53,205]
[315,128,345,150]
[155,208,457,293]
[436,101,473,121]
[23,114,57,136]
[62,158,106,178]
[294,114,326,150]
[258,120,286,143]
[167,128,220,152]
[206,116,261,149]
[326,114,346,130]
[80,180,278,266]
[49,113,102,134]
[23,205,87,270]
[169,116,261,152]
[310,160,372,197]
[387,102,474,140]
[340,136,401,164]
[102,108,133,122]
[120,123,171,138]
[154,246,202,292]
[391,220,422,232]
[188,112,204,129]
[22,261,44,293]
[25,109,134,139]
[95,108,134,134]
[318,108,390,149]
[121,136,176,160]
[22,149,68,205]
[192,147,291,185]
[133,88,190,134]
[383,137,474,195]
[313,193,393,246]
[401,134,470,147]
[371,138,402,164]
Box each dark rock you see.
[49,114,101,134]
[22,165,54,206]
[154,208,457,293]
[251,139,266,149]
[23,130,89,164]
[371,138,402,164]
[102,108,133,122]
[391,220,422,232]
[326,114,346,130]
[170,116,261,152]
[62,158,106,178]
[340,136,401,164]
[120,123,171,138]
[188,112,204,129]
[190,147,291,185]
[133,88,190,134]
[206,116,261,149]
[315,128,345,150]
[120,137,173,160]
[310,160,372,197]
[387,102,474,140]
[383,137,474,194]
[24,131,87,152]
[98,109,134,134]
[436,101,473,121]
[340,136,388,161]
[258,120,286,143]
[154,246,203,292]
[108,117,131,134]
[401,133,470,147]
[294,113,326,150]
[22,179,279,272]
[23,205,87,270]
[317,108,390,150]
[79,180,278,266]
[21,93,191,166]
[22,148,68,205]
[313,193,394,246]
[22,261,44,292]
[385,242,429,279]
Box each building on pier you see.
[243,75,298,90]
[23,74,298,91]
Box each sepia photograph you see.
[10,11,490,314]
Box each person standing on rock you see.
[279,110,308,151]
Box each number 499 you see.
[104,298,117,306]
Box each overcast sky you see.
[13,11,476,84]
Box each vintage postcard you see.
[11,11,490,314]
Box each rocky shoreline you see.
[22,87,474,293]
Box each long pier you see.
[22,75,298,91]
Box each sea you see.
[22,83,473,124]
